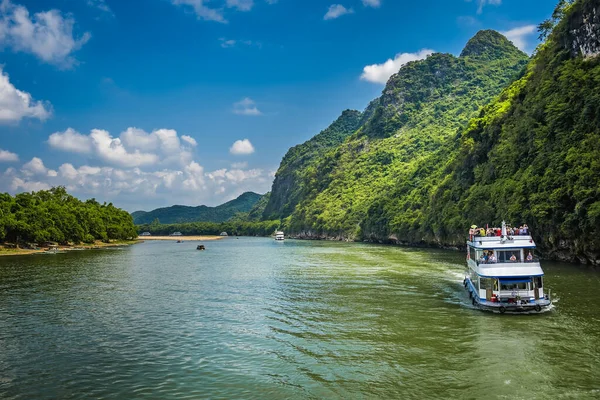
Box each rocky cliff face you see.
[567,1,600,57]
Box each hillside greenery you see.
[262,110,363,219]
[262,0,600,263]
[132,192,263,224]
[137,219,281,237]
[274,31,529,235]
[0,187,137,244]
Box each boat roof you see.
[468,236,536,249]
[478,263,544,278]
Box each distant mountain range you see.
[131,192,264,224]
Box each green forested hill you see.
[262,109,363,219]
[426,0,600,262]
[132,192,264,224]
[263,0,600,263]
[268,30,529,234]
[0,187,137,244]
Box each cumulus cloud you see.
[0,148,18,162]
[324,4,353,20]
[233,97,262,116]
[466,0,502,14]
[181,135,197,146]
[86,0,114,17]
[48,127,198,168]
[0,66,51,123]
[2,157,275,211]
[171,0,227,23]
[362,0,381,7]
[230,139,255,155]
[226,0,254,11]
[0,0,91,68]
[501,25,537,53]
[47,127,92,153]
[360,49,434,84]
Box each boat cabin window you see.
[479,278,498,290]
[534,276,543,288]
[496,250,521,263]
[500,281,529,291]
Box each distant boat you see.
[177,240,183,243]
[197,245,205,250]
[219,232,228,237]
[140,232,151,236]
[275,231,285,241]
[169,232,183,236]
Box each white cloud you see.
[231,161,248,169]
[86,0,113,16]
[0,66,51,123]
[0,148,18,162]
[171,0,227,23]
[501,25,537,53]
[181,135,197,146]
[233,97,262,116]
[362,0,381,7]
[230,139,255,155]
[10,177,50,192]
[324,4,353,20]
[48,127,92,153]
[467,0,502,14]
[48,127,198,168]
[0,0,91,68]
[2,156,275,211]
[360,49,434,84]
[226,0,254,12]
[220,38,237,48]
[22,156,52,176]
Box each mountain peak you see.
[460,30,525,60]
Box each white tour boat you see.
[464,221,551,314]
[275,231,285,241]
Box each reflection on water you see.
[0,238,599,399]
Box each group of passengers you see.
[469,224,530,237]
[478,251,534,264]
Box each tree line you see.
[0,187,137,244]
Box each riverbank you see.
[137,236,224,241]
[0,240,138,257]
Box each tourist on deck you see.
[479,254,486,264]
[488,253,497,263]
[486,228,494,237]
[514,226,520,235]
[510,253,517,262]
[495,227,501,236]
[526,251,533,262]
[479,227,485,237]
[522,224,529,235]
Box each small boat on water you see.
[197,245,205,250]
[464,221,552,314]
[275,231,285,241]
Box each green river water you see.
[0,237,599,399]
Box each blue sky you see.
[0,0,555,211]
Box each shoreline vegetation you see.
[0,240,138,257]
[138,236,224,241]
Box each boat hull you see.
[464,277,551,314]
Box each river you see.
[0,238,599,399]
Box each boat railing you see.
[476,259,539,266]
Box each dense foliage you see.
[0,187,137,244]
[262,110,363,219]
[261,0,600,263]
[426,0,600,262]
[137,219,281,237]
[132,192,263,224]
[271,31,528,236]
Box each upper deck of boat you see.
[468,235,536,249]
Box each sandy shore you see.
[137,235,224,241]
[0,240,138,257]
